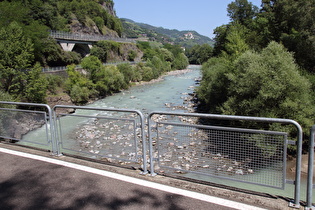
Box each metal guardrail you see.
[0,101,57,154]
[42,61,140,73]
[0,101,308,207]
[53,105,147,173]
[50,30,136,43]
[148,111,303,208]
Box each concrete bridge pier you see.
[57,39,93,57]
[60,42,75,52]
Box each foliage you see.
[24,64,48,103]
[91,40,121,62]
[137,41,188,71]
[198,41,314,156]
[57,0,122,35]
[65,65,96,104]
[127,50,137,61]
[94,65,125,96]
[259,0,315,71]
[140,66,154,82]
[213,0,315,72]
[198,42,314,130]
[227,0,259,26]
[172,53,189,70]
[117,63,137,85]
[80,56,102,82]
[46,74,64,95]
[69,85,92,104]
[0,22,34,97]
[185,44,213,64]
[40,38,81,67]
[0,0,123,67]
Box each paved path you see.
[0,148,266,210]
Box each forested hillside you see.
[0,0,122,67]
[121,18,214,48]
[0,0,190,105]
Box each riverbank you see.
[45,67,195,111]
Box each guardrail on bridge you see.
[0,101,310,208]
[148,111,303,208]
[50,30,136,43]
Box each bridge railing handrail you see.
[147,111,303,208]
[0,101,307,208]
[42,61,142,72]
[50,30,136,43]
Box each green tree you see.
[81,56,102,82]
[227,0,259,26]
[65,65,96,104]
[24,63,48,103]
[159,48,174,63]
[197,56,232,113]
[224,24,249,57]
[0,22,34,96]
[95,65,125,96]
[117,63,136,86]
[186,44,213,64]
[172,53,189,70]
[204,42,314,129]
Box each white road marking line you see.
[0,147,266,210]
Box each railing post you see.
[289,121,303,208]
[306,125,315,209]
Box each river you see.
[22,65,311,202]
[89,66,201,114]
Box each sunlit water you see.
[22,65,311,203]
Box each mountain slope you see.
[121,18,214,48]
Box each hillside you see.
[121,18,214,48]
[0,0,125,67]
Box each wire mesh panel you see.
[54,105,146,170]
[156,122,287,188]
[148,112,301,190]
[0,102,53,151]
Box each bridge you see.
[50,30,136,57]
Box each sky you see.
[114,0,262,39]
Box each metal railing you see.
[53,105,147,172]
[0,101,57,154]
[50,30,136,43]
[0,101,309,208]
[42,61,141,73]
[148,111,303,208]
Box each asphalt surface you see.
[0,145,289,210]
[0,150,241,210]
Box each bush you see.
[65,64,96,103]
[127,50,137,61]
[95,65,125,96]
[117,63,135,85]
[172,53,189,70]
[69,85,91,104]
[24,64,48,103]
[46,74,64,94]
